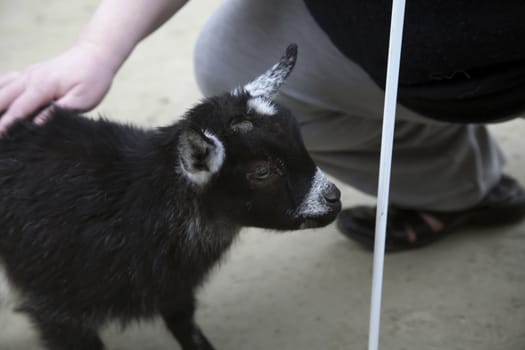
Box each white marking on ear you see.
[297,168,332,217]
[247,97,277,116]
[179,130,225,186]
[203,131,225,173]
[0,263,22,310]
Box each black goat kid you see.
[0,45,341,350]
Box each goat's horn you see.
[242,44,298,99]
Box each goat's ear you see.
[178,127,225,185]
[233,44,298,99]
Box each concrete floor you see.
[1,1,524,349]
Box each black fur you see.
[0,91,340,349]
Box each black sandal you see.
[337,175,525,252]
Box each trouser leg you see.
[193,0,505,211]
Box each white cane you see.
[368,1,407,350]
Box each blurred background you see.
[0,1,524,349]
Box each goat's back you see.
[0,109,185,322]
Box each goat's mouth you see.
[298,205,341,229]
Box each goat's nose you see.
[323,184,341,205]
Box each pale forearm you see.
[78,0,188,73]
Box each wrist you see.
[74,34,131,75]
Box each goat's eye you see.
[246,161,275,184]
[254,166,271,180]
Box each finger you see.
[0,79,25,113]
[0,72,21,89]
[54,85,98,112]
[34,85,100,126]
[0,87,54,134]
[33,106,53,126]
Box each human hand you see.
[0,41,119,134]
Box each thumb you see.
[34,86,106,126]
[54,91,98,112]
[55,83,110,112]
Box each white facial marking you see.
[297,168,332,217]
[247,97,277,116]
[0,263,21,310]
[181,131,225,186]
[203,131,225,173]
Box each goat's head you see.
[177,44,341,230]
